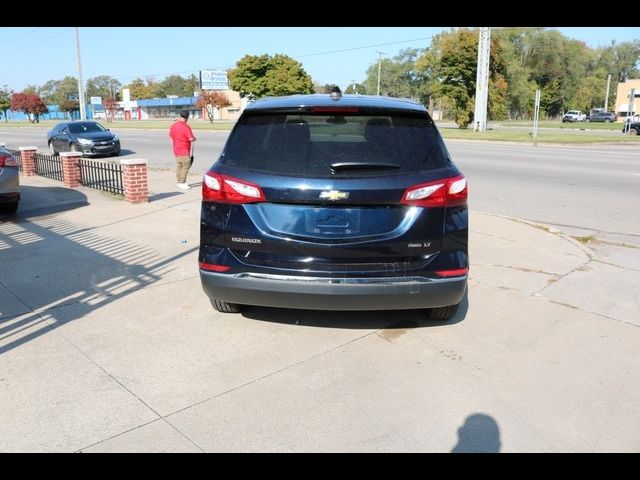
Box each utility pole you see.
[604,74,611,111]
[532,89,541,145]
[75,27,86,121]
[376,51,385,96]
[473,27,491,132]
[351,79,357,94]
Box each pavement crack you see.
[164,329,381,418]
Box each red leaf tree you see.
[11,92,48,123]
[196,90,231,123]
[103,96,118,122]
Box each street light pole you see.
[376,51,384,96]
[75,27,86,121]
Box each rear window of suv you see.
[220,113,452,177]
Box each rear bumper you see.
[200,271,467,311]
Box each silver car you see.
[0,146,20,213]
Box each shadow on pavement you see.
[451,413,501,453]
[0,185,196,355]
[240,287,469,329]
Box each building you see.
[135,90,245,121]
[614,79,640,120]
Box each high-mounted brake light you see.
[0,155,17,167]
[401,175,467,208]
[311,107,359,113]
[202,172,266,204]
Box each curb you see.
[473,210,596,261]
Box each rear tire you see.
[211,299,242,313]
[630,128,639,136]
[426,303,459,321]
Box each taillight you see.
[199,261,230,272]
[401,175,467,208]
[0,155,17,167]
[202,172,266,204]
[435,267,469,277]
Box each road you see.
[2,127,638,242]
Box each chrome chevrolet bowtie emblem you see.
[319,190,350,201]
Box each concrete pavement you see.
[1,168,639,452]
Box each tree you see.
[127,77,161,99]
[59,99,80,120]
[86,75,122,101]
[417,28,508,127]
[197,91,231,123]
[184,74,200,97]
[0,86,12,122]
[38,76,80,109]
[103,97,118,122]
[11,92,48,123]
[363,48,429,102]
[158,75,188,98]
[228,54,314,98]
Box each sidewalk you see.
[1,171,639,452]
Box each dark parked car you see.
[623,122,640,135]
[199,91,468,320]
[47,121,121,157]
[586,111,616,123]
[0,146,20,213]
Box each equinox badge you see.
[319,190,350,201]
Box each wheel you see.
[426,303,459,321]
[0,201,18,214]
[113,146,121,156]
[630,128,639,136]
[211,299,242,313]
[48,142,58,156]
[585,118,591,122]
[605,119,611,123]
[70,143,79,152]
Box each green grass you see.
[439,128,640,144]
[494,120,622,130]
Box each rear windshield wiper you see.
[330,162,400,171]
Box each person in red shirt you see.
[169,109,197,190]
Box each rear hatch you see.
[201,110,464,275]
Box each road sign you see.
[90,96,102,105]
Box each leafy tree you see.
[158,75,188,98]
[0,86,12,122]
[103,97,118,122]
[86,75,121,101]
[418,29,507,128]
[59,99,80,120]
[39,76,81,112]
[127,77,161,99]
[363,48,429,102]
[228,54,313,98]
[184,74,200,97]
[197,91,231,123]
[11,92,48,123]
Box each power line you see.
[293,36,433,59]
[0,29,67,57]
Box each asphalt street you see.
[2,126,638,244]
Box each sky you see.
[1,27,639,93]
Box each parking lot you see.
[2,166,639,452]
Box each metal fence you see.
[36,152,64,181]
[6,148,22,172]
[5,147,124,196]
[79,158,124,195]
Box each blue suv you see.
[199,91,468,320]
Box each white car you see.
[562,110,586,123]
